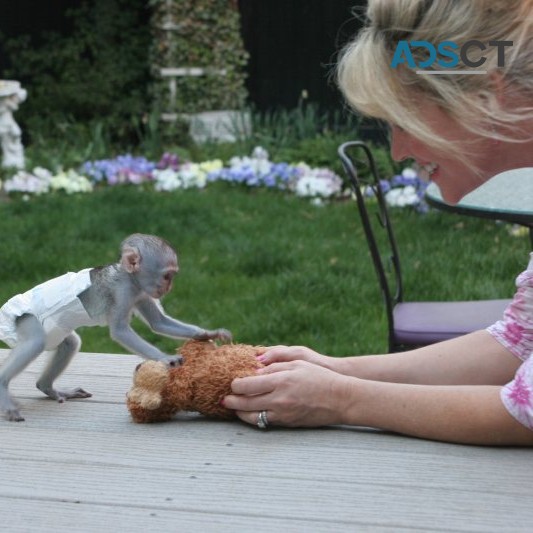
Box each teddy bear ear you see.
[127,388,163,410]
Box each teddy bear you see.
[126,340,263,423]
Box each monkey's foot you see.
[37,385,92,403]
[0,390,24,421]
[4,408,24,422]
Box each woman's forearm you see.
[331,330,521,386]
[338,377,533,445]
[227,358,533,445]
[239,332,531,444]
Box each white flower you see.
[251,146,269,160]
[33,167,52,180]
[153,168,180,191]
[295,176,329,197]
[385,185,419,207]
[153,160,222,191]
[508,224,529,238]
[3,169,51,194]
[199,159,223,174]
[294,164,343,198]
[401,167,417,179]
[178,163,204,189]
[229,155,271,177]
[49,170,93,194]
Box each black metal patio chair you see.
[338,140,511,352]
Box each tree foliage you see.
[4,0,152,138]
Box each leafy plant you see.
[149,0,249,114]
[3,0,152,142]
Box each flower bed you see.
[1,146,429,210]
[365,167,429,213]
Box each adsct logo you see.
[391,40,513,74]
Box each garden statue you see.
[0,80,27,169]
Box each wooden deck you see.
[1,349,532,532]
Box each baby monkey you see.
[0,233,231,421]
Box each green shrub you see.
[150,0,249,114]
[3,0,152,143]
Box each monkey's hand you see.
[163,354,184,367]
[196,328,232,343]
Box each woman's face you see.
[389,102,497,204]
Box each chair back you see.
[338,141,403,350]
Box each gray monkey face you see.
[137,255,178,299]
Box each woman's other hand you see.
[224,360,352,427]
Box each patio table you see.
[425,167,533,248]
[1,349,532,532]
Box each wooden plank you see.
[1,409,532,531]
[1,349,155,402]
[0,349,141,377]
[2,498,389,533]
[0,422,531,494]
[1,456,531,531]
[8,372,133,404]
[1,350,533,531]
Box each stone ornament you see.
[0,80,27,169]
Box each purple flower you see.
[207,149,301,190]
[156,152,180,171]
[82,155,156,186]
[379,179,391,193]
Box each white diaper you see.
[0,269,106,350]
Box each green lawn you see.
[0,185,528,356]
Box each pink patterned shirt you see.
[487,252,533,430]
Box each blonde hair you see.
[337,0,533,157]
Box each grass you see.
[0,185,528,357]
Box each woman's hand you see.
[223,360,352,428]
[257,345,337,370]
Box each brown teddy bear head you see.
[127,340,263,423]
